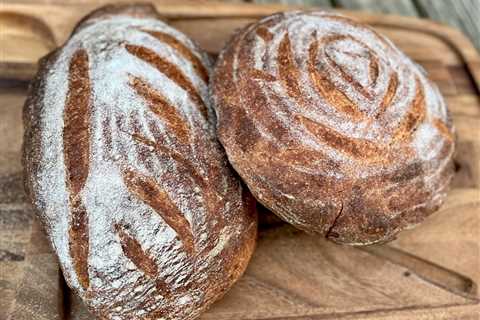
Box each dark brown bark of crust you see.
[328,160,454,245]
[141,29,209,83]
[129,76,190,145]
[249,69,276,82]
[122,168,195,256]
[125,44,209,119]
[369,56,380,85]
[64,49,91,290]
[64,49,91,196]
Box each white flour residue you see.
[26,9,256,320]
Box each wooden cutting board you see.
[1,2,479,319]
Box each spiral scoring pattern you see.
[212,11,455,245]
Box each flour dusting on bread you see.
[23,4,257,319]
[212,11,454,245]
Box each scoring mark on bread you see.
[125,44,209,119]
[256,26,274,42]
[391,78,426,143]
[140,29,209,83]
[129,76,190,145]
[369,55,380,85]
[377,73,398,118]
[115,224,158,277]
[115,224,172,298]
[64,49,92,290]
[308,39,364,120]
[64,49,91,195]
[130,133,224,235]
[69,197,90,290]
[433,118,454,143]
[130,133,208,192]
[122,168,195,256]
[129,131,226,254]
[323,35,374,100]
[249,69,276,82]
[298,115,383,160]
[278,32,303,100]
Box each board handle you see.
[0,11,56,81]
[361,245,477,300]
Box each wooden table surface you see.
[0,1,479,319]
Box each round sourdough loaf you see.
[23,4,257,319]
[211,11,455,245]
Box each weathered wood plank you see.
[415,0,480,50]
[7,254,63,320]
[0,261,26,319]
[253,0,333,8]
[0,91,25,177]
[5,219,60,320]
[335,0,419,16]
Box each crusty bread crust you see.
[23,4,257,319]
[211,11,454,245]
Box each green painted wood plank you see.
[415,0,480,50]
[335,0,419,16]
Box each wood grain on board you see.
[0,2,479,320]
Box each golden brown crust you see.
[23,4,257,319]
[211,11,455,245]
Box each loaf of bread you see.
[23,4,257,319]
[211,11,455,245]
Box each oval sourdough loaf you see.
[211,11,455,245]
[23,4,257,319]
